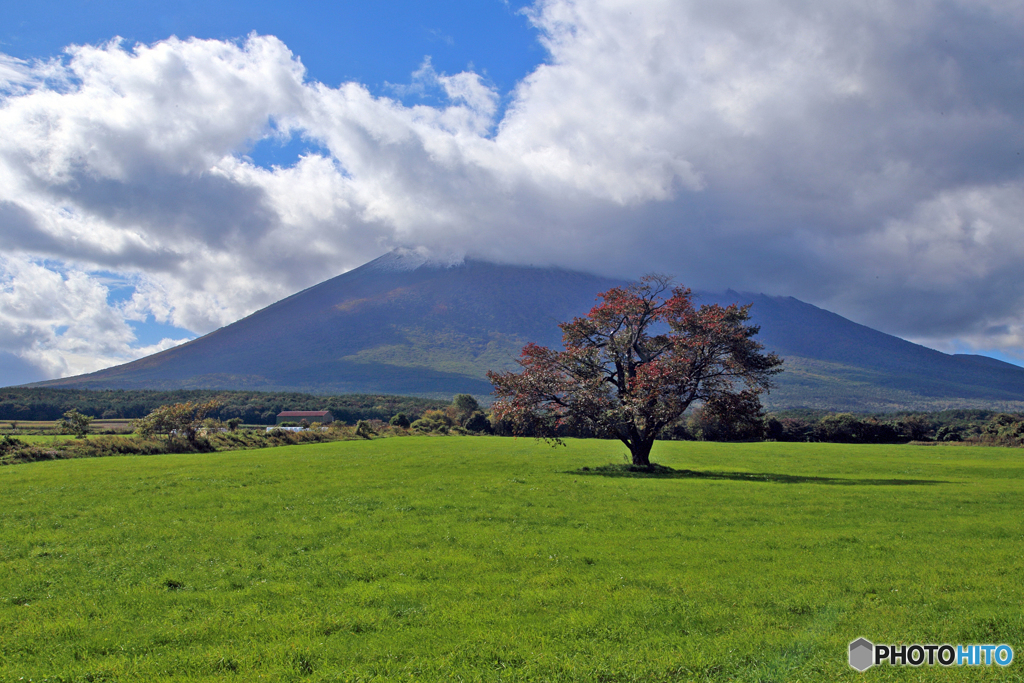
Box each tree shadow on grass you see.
[568,463,948,486]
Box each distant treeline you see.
[0,388,447,425]
[497,407,1024,446]
[749,409,1023,446]
[3,387,1023,447]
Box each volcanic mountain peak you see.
[365,247,466,274]
[29,254,1024,411]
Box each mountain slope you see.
[699,292,1024,410]
[36,253,622,396]
[33,252,1024,410]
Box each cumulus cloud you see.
[0,256,191,380]
[1,0,1023,379]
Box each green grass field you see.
[1,437,1021,681]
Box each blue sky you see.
[1,0,1024,383]
[2,1,542,173]
[1,1,542,102]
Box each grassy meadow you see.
[1,437,1021,681]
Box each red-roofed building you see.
[276,410,334,425]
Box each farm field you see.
[1,419,135,436]
[1,437,1021,681]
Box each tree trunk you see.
[630,438,654,467]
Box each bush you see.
[0,434,24,454]
[201,417,225,433]
[488,413,514,436]
[813,414,869,443]
[809,414,916,444]
[658,418,692,441]
[463,411,491,433]
[412,410,452,434]
[355,420,375,439]
[687,392,766,442]
[971,413,1024,446]
[772,417,816,442]
[390,413,411,429]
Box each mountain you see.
[32,251,1024,411]
[697,292,1024,411]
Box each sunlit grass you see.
[1,437,1021,681]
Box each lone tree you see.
[488,275,783,467]
[133,400,221,447]
[449,394,481,425]
[56,409,92,439]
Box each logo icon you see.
[849,638,874,671]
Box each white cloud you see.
[0,55,36,93]
[0,255,191,378]
[1,1,1023,378]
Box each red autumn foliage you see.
[487,275,783,466]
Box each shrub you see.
[656,416,692,440]
[412,410,452,434]
[0,434,24,454]
[687,392,766,442]
[810,414,912,444]
[355,420,375,439]
[813,413,866,443]
[463,411,491,433]
[775,417,816,442]
[201,417,225,433]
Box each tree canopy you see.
[488,275,783,466]
[56,409,92,439]
[133,400,221,446]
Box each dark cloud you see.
[0,200,50,249]
[0,351,47,386]
[46,169,277,252]
[1,199,183,270]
